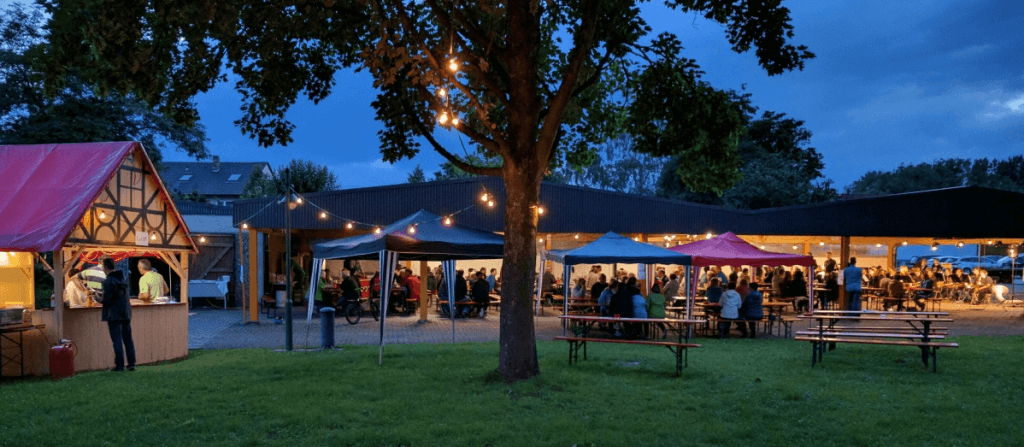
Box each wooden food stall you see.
[0,142,197,376]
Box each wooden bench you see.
[554,336,701,376]
[261,295,278,318]
[794,334,958,372]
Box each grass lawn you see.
[2,336,1022,446]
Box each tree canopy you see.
[846,157,1024,195]
[0,4,207,166]
[41,0,813,381]
[241,159,339,199]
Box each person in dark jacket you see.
[737,282,765,338]
[609,277,639,338]
[100,258,135,371]
[471,271,491,317]
[590,274,608,301]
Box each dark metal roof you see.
[162,161,271,197]
[175,200,233,216]
[231,179,1024,238]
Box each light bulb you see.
[875,243,881,248]
[988,240,994,245]
[819,242,825,246]
[242,223,248,229]
[481,193,488,202]
[320,211,327,219]
[537,206,545,215]
[792,245,798,250]
[438,112,449,124]
[633,237,639,242]
[931,246,938,251]
[99,211,106,219]
[902,241,908,246]
[451,117,459,126]
[295,197,302,204]
[200,236,206,243]
[760,245,766,250]
[487,200,495,208]
[443,217,452,227]
[538,237,544,243]
[437,88,446,97]
[150,233,157,240]
[448,58,458,71]
[574,234,579,240]
[408,226,416,234]
[374,227,381,234]
[346,222,353,229]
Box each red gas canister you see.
[49,340,76,380]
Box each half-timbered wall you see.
[67,150,192,251]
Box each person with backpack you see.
[100,257,135,372]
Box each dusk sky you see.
[163,0,1024,191]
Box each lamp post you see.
[285,168,293,351]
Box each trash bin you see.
[320,307,335,349]
[275,290,287,308]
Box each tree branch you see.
[535,1,600,160]
[405,101,503,177]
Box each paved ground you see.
[188,301,1024,349]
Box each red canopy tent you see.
[668,232,814,267]
[669,232,817,315]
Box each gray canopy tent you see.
[543,232,693,333]
[308,209,504,363]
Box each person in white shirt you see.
[63,268,90,307]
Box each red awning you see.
[669,232,814,268]
[0,142,145,252]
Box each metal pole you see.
[285,168,293,351]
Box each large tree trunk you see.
[497,158,543,381]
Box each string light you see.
[487,200,495,208]
[437,88,446,97]
[242,223,249,229]
[451,117,460,126]
[537,206,545,215]
[320,211,327,219]
[538,237,544,243]
[408,225,416,234]
[819,241,825,246]
[931,242,939,251]
[346,222,353,229]
[987,240,994,245]
[438,112,449,124]
[792,245,798,250]
[99,211,106,219]
[760,245,766,250]
[448,58,459,72]
[374,227,382,235]
[957,241,965,248]
[480,193,489,202]
[295,197,303,204]
[705,232,713,239]
[199,236,206,243]
[574,234,579,240]
[150,233,157,241]
[901,241,908,246]
[443,216,453,227]
[633,237,639,242]
[875,243,882,248]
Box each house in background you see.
[163,156,272,205]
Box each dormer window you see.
[179,174,192,181]
[228,174,241,181]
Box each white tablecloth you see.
[188,279,230,308]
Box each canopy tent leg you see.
[305,259,324,322]
[418,261,430,322]
[53,249,65,342]
[378,250,399,365]
[248,228,260,324]
[442,260,457,343]
[563,263,572,336]
[839,236,851,309]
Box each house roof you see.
[175,200,233,216]
[232,178,1024,239]
[162,161,270,197]
[0,142,196,252]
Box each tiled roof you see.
[162,161,270,197]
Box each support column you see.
[839,236,851,310]
[248,228,260,323]
[887,244,897,270]
[418,261,429,322]
[180,252,190,304]
[53,249,65,341]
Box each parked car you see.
[950,256,1001,270]
[907,255,942,267]
[997,255,1024,268]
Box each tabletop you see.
[559,315,703,325]
[798,314,953,322]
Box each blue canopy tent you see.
[543,232,693,331]
[308,209,504,363]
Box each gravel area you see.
[188,303,1024,350]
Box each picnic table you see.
[795,310,957,372]
[556,315,703,375]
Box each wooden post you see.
[887,244,897,270]
[180,252,189,303]
[839,236,851,310]
[248,228,260,323]
[418,261,429,322]
[53,249,65,341]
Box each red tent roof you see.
[0,142,192,253]
[669,232,814,267]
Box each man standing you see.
[100,257,135,371]
[843,257,863,312]
[824,252,837,274]
[137,259,167,302]
[471,271,490,317]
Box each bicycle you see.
[341,296,380,325]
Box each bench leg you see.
[920,345,929,367]
[810,341,818,367]
[932,347,938,373]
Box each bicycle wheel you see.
[345,304,362,324]
[370,300,380,321]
